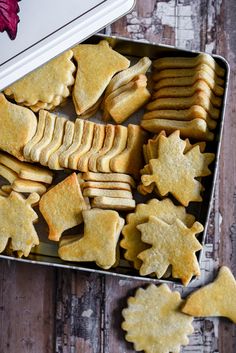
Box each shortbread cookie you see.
[58,208,124,269]
[0,192,40,257]
[110,124,147,177]
[153,71,224,96]
[141,118,214,141]
[59,119,84,169]
[139,132,166,195]
[142,106,217,130]
[88,124,115,172]
[137,216,203,285]
[182,266,236,323]
[0,152,53,184]
[82,181,131,191]
[40,116,67,166]
[144,131,166,161]
[97,125,128,172]
[146,92,220,119]
[23,110,47,160]
[104,57,152,99]
[0,163,18,183]
[39,173,88,241]
[30,112,56,162]
[69,121,95,170]
[12,179,47,195]
[0,162,47,195]
[152,64,225,84]
[153,53,225,77]
[92,196,135,211]
[48,120,75,170]
[105,81,151,124]
[0,94,37,160]
[72,40,130,115]
[103,77,147,122]
[82,172,136,188]
[5,50,75,106]
[122,284,194,353]
[121,198,195,270]
[141,131,215,205]
[1,185,12,194]
[27,96,64,112]
[152,80,222,107]
[79,96,103,119]
[77,124,105,172]
[0,189,8,197]
[83,188,133,199]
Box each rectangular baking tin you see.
[0,0,135,91]
[0,34,230,285]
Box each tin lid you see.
[0,0,135,91]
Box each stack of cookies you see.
[102,57,152,123]
[80,172,136,211]
[0,152,53,196]
[23,110,147,178]
[141,53,225,141]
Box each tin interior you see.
[0,34,230,285]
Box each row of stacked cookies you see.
[0,152,53,196]
[141,53,225,141]
[23,108,147,177]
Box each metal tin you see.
[0,0,135,91]
[0,34,230,285]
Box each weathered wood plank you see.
[0,260,55,353]
[215,0,236,351]
[55,270,103,353]
[103,277,147,353]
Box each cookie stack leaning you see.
[102,57,152,123]
[141,53,225,141]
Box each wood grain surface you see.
[0,1,236,352]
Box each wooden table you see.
[0,1,236,352]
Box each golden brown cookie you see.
[58,208,124,269]
[137,216,203,285]
[122,284,194,353]
[72,40,130,115]
[182,266,236,322]
[0,94,37,160]
[39,173,88,241]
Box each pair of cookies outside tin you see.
[122,266,236,353]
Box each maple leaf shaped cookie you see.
[122,284,194,353]
[121,198,195,270]
[137,216,203,285]
[141,130,215,206]
[0,192,40,257]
